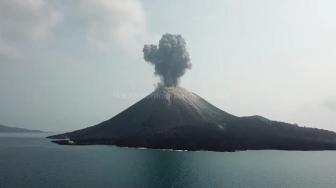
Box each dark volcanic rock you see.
[48,86,336,151]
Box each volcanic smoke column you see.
[143,34,192,87]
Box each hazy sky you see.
[1,0,336,132]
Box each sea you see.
[1,133,336,188]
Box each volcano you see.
[49,34,336,151]
[49,86,336,151]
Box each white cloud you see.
[0,0,62,59]
[76,0,148,51]
[324,100,336,112]
[0,0,149,58]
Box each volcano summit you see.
[49,34,336,151]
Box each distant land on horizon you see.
[0,124,46,133]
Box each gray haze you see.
[1,0,336,132]
[143,34,191,87]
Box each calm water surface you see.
[1,133,336,188]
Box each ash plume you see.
[143,34,192,87]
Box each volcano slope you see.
[48,86,336,152]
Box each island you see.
[48,34,336,152]
[48,86,336,152]
[0,124,45,133]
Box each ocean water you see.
[1,133,336,188]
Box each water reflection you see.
[135,149,194,188]
[3,134,336,188]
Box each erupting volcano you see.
[49,34,336,151]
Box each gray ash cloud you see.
[143,34,191,87]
